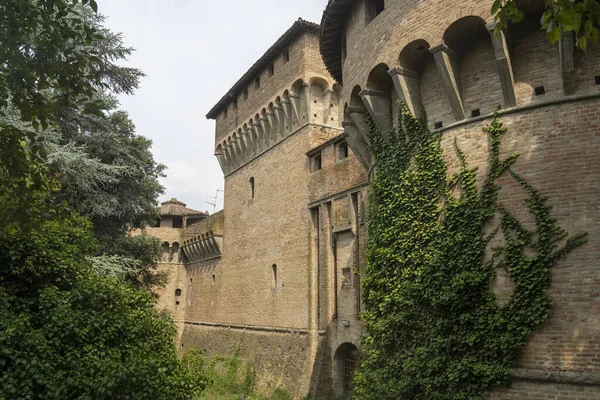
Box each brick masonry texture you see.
[143,1,600,397]
[320,0,600,398]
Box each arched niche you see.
[309,77,330,125]
[172,242,180,263]
[443,16,503,117]
[161,241,170,262]
[363,63,396,135]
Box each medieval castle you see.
[140,1,600,398]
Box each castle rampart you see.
[320,0,600,398]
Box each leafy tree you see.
[353,107,586,399]
[492,0,600,51]
[0,213,206,399]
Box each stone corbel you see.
[266,110,278,144]
[289,94,302,126]
[253,122,265,152]
[430,44,465,121]
[559,30,575,95]
[214,148,227,175]
[281,97,293,133]
[359,89,391,139]
[302,83,311,123]
[388,67,422,117]
[346,106,371,147]
[322,88,334,125]
[273,105,285,139]
[486,23,517,108]
[259,116,271,149]
[342,120,371,170]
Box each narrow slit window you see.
[471,109,481,118]
[272,264,278,289]
[268,63,274,77]
[255,76,261,89]
[534,86,545,96]
[249,177,255,199]
[284,49,290,63]
[243,87,248,101]
[212,275,216,286]
[434,121,443,129]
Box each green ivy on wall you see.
[353,106,587,400]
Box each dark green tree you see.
[353,107,587,399]
[0,213,206,399]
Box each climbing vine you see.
[353,106,587,400]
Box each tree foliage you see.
[0,214,206,399]
[353,107,587,399]
[492,0,600,51]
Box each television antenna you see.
[205,188,223,213]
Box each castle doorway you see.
[333,342,359,394]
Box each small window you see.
[471,109,481,118]
[310,152,322,172]
[534,86,545,96]
[175,301,180,305]
[233,99,238,110]
[223,107,228,119]
[272,264,278,289]
[337,141,349,160]
[249,177,255,199]
[255,76,261,89]
[173,218,183,229]
[212,275,216,286]
[175,288,182,296]
[268,63,274,77]
[434,121,443,129]
[595,76,600,85]
[284,49,290,63]
[366,0,385,24]
[243,87,248,101]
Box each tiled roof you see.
[306,133,345,156]
[159,198,207,217]
[320,0,354,85]
[206,18,320,120]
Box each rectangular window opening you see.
[595,76,600,85]
[243,87,248,101]
[268,63,274,77]
[310,153,322,173]
[434,121,443,129]
[366,0,385,23]
[337,141,349,160]
[255,76,261,89]
[284,49,290,63]
[534,86,545,96]
[471,109,481,118]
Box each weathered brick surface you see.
[325,0,600,397]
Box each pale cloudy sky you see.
[99,0,328,213]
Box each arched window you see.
[175,288,182,296]
[249,177,255,199]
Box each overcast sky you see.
[99,0,327,213]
